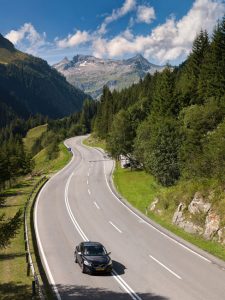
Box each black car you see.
[74,241,113,274]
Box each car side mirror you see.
[107,252,111,256]
[78,252,82,255]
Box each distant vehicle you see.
[74,241,112,274]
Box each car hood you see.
[84,255,109,264]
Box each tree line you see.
[0,114,47,249]
[93,17,225,186]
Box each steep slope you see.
[53,54,165,98]
[0,34,89,126]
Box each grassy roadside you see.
[85,135,225,262]
[0,128,72,299]
[83,134,106,151]
[23,124,47,153]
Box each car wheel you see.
[75,255,78,263]
[81,263,86,274]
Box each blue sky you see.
[1,0,225,65]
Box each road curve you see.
[35,136,225,300]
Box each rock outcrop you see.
[149,191,224,245]
[218,227,225,245]
[172,202,203,234]
[188,192,211,214]
[203,211,220,240]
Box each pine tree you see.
[176,30,209,105]
[0,210,22,249]
[94,86,114,138]
[151,67,177,116]
[198,17,225,99]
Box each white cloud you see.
[98,0,136,34]
[92,0,225,64]
[136,5,156,24]
[5,23,47,55]
[56,30,90,48]
[5,0,225,65]
[92,38,107,58]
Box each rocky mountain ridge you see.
[53,54,165,99]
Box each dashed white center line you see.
[93,201,100,209]
[109,221,122,233]
[87,180,89,185]
[88,189,91,195]
[149,255,182,280]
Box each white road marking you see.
[102,159,211,263]
[138,219,145,223]
[94,201,100,209]
[87,180,89,185]
[149,255,182,280]
[65,172,88,241]
[88,172,90,177]
[88,189,91,195]
[112,270,142,300]
[109,221,122,233]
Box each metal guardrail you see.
[24,176,47,299]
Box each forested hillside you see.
[0,34,89,127]
[93,18,225,187]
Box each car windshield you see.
[84,245,106,256]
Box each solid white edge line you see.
[112,270,142,300]
[101,158,211,263]
[149,255,182,280]
[34,139,77,300]
[65,172,88,241]
[94,201,100,209]
[109,221,122,233]
[88,189,91,195]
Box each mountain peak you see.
[0,34,15,52]
[126,54,149,64]
[133,53,145,59]
[54,53,165,99]
[61,56,69,63]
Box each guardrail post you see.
[26,252,29,263]
[32,280,36,295]
[27,263,30,276]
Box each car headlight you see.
[107,259,112,266]
[83,260,92,266]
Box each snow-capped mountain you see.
[53,54,165,99]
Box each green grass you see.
[34,142,71,175]
[0,177,41,299]
[114,163,160,212]
[23,124,47,153]
[0,127,72,299]
[83,135,107,151]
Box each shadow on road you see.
[112,260,126,275]
[55,284,169,300]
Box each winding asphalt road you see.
[35,136,225,300]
